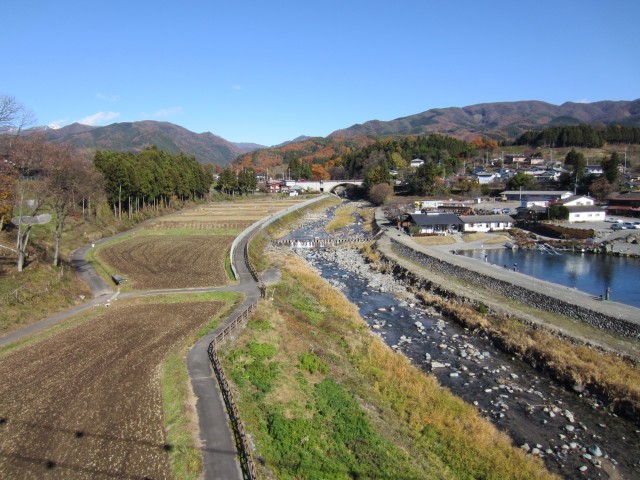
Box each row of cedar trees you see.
[94,146,213,215]
[0,136,212,272]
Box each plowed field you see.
[0,300,223,479]
[99,235,233,289]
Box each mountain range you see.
[41,121,262,165]
[329,99,640,140]
[32,99,640,165]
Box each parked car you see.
[610,223,626,231]
[605,217,623,223]
[634,222,640,229]
[622,222,637,229]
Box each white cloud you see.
[96,93,120,102]
[152,106,183,118]
[78,111,120,126]
[231,85,242,91]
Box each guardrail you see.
[207,302,258,480]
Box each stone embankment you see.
[389,238,640,339]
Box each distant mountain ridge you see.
[31,99,640,166]
[329,99,640,141]
[43,120,265,165]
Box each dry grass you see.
[356,207,376,233]
[417,291,640,415]
[325,204,357,232]
[463,233,511,244]
[412,236,457,246]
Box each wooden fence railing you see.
[207,302,258,480]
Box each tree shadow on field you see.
[0,415,179,479]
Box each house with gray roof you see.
[403,213,463,235]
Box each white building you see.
[556,195,604,223]
[459,215,514,233]
[473,172,499,184]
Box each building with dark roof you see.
[607,192,640,218]
[403,213,463,235]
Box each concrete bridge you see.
[294,180,364,193]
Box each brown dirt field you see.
[0,300,223,480]
[147,220,252,230]
[99,235,233,289]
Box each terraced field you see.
[0,195,312,479]
[99,235,234,289]
[0,300,224,479]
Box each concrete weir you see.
[375,210,640,340]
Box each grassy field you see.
[412,235,457,246]
[227,217,555,479]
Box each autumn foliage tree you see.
[311,164,330,181]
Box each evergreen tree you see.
[601,152,620,184]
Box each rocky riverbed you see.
[277,203,640,480]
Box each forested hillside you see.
[329,100,640,141]
[515,124,640,148]
[44,121,261,165]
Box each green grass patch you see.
[228,341,280,398]
[222,232,554,479]
[264,378,423,480]
[273,280,325,323]
[298,351,328,374]
[162,351,203,480]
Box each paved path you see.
[187,229,260,480]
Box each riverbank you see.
[279,203,639,479]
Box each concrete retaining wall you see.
[389,238,640,339]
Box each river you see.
[282,203,639,480]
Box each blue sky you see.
[4,0,639,146]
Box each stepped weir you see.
[272,235,369,249]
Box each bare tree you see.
[11,137,50,271]
[0,95,35,133]
[44,144,101,267]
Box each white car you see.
[605,217,623,223]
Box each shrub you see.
[298,351,328,374]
